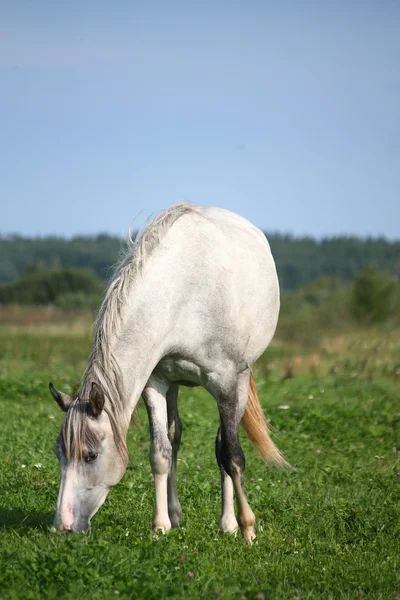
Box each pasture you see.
[0,310,399,599]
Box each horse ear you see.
[49,382,73,412]
[89,382,105,418]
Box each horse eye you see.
[85,451,98,463]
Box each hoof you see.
[219,516,239,535]
[169,514,181,528]
[241,525,256,544]
[168,503,182,528]
[152,519,171,534]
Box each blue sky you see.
[1,1,399,238]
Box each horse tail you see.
[241,369,290,469]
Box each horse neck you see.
[82,279,166,421]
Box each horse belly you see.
[154,355,204,386]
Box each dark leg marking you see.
[166,384,182,527]
[216,374,255,542]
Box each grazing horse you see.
[49,203,288,542]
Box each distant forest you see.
[0,233,399,291]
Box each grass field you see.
[0,310,399,599]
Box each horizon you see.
[1,226,399,244]
[1,1,399,240]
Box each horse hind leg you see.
[217,369,256,543]
[166,384,182,527]
[215,426,239,535]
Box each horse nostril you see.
[59,523,72,533]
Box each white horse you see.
[49,203,288,542]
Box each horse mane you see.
[62,203,200,461]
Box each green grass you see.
[0,322,399,600]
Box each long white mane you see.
[65,203,200,459]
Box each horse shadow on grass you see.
[0,507,53,533]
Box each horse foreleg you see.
[166,384,182,527]
[142,380,172,533]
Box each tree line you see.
[1,232,399,290]
[0,237,399,332]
